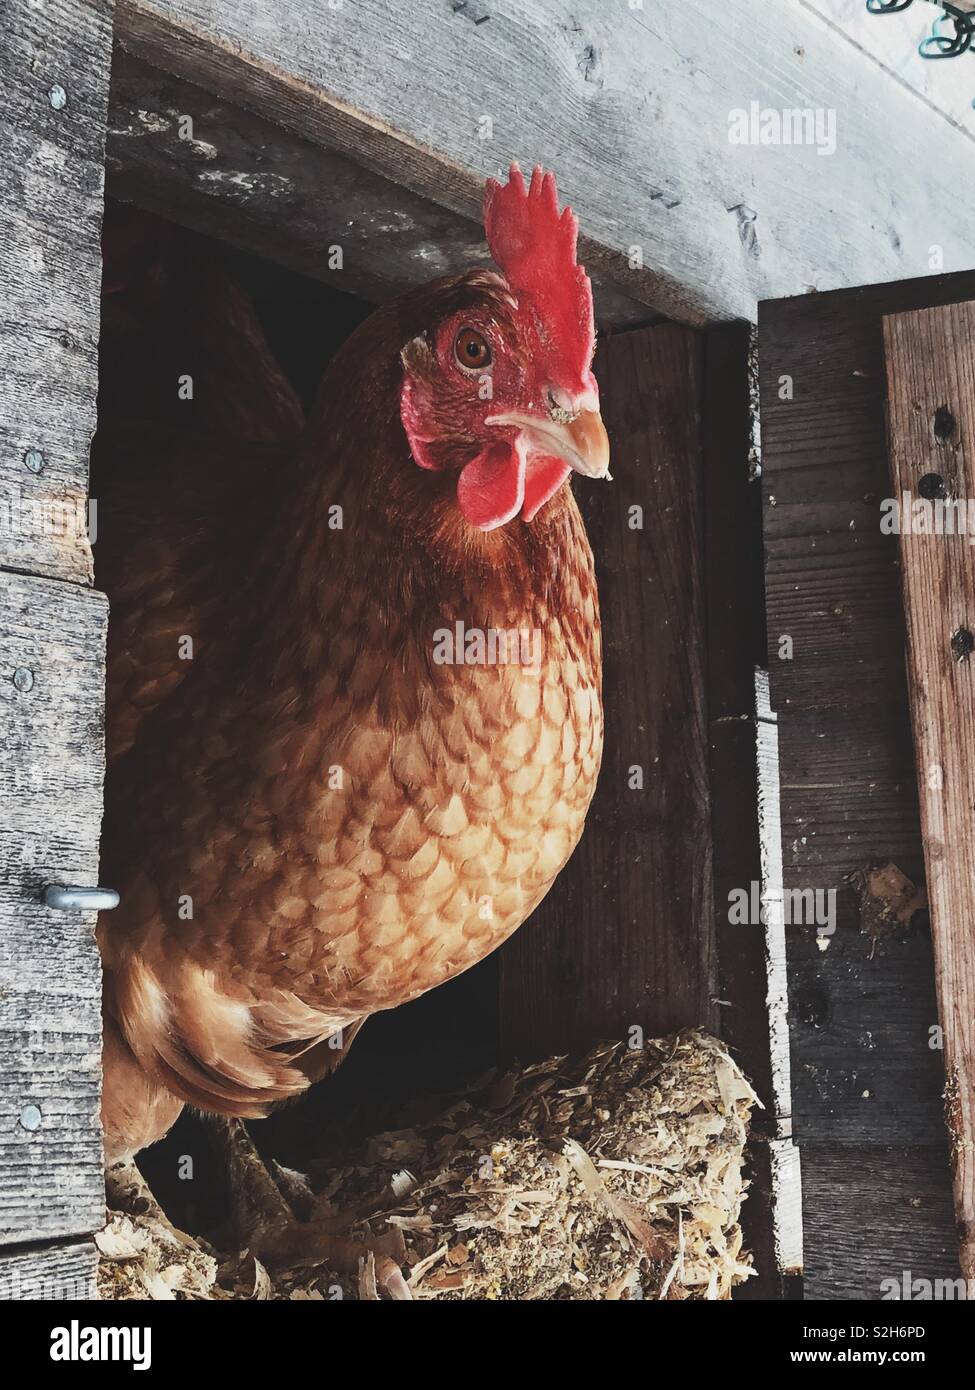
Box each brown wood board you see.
[883,299,975,1279]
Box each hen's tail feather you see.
[102,1009,185,1162]
[107,957,350,1121]
[291,1017,367,1086]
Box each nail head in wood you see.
[19,1105,42,1132]
[933,405,956,441]
[48,84,67,111]
[23,448,45,474]
[918,471,948,500]
[951,627,974,663]
[12,667,34,692]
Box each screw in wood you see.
[23,448,45,474]
[12,667,34,692]
[48,84,67,111]
[19,1105,42,1132]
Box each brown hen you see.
[96,165,608,1165]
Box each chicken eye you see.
[454,327,492,372]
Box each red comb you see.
[483,163,595,391]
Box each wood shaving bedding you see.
[97,1030,757,1301]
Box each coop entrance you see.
[74,30,795,1299]
[91,176,767,1277]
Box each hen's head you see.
[399,163,610,531]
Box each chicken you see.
[96,165,609,1186]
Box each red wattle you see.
[456,440,527,530]
[522,455,571,522]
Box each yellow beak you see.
[485,407,612,480]
[560,409,611,479]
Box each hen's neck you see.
[245,303,597,705]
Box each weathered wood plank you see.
[702,323,802,1296]
[0,0,113,583]
[789,926,948,1145]
[758,274,975,1304]
[499,324,714,1057]
[807,0,975,137]
[801,1145,960,1301]
[753,677,802,1221]
[105,53,652,327]
[775,706,922,890]
[759,276,975,894]
[0,572,108,1243]
[762,271,975,716]
[0,1240,97,1300]
[883,299,975,1279]
[114,0,975,326]
[769,1136,803,1282]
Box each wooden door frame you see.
[758,269,975,1298]
[0,0,114,1298]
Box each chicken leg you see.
[204,1116,412,1298]
[105,1154,202,1251]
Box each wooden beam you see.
[114,0,975,326]
[806,0,975,140]
[0,0,113,584]
[0,1240,97,1300]
[883,298,975,1281]
[105,53,653,327]
[0,572,108,1245]
[0,0,110,1279]
[499,323,715,1057]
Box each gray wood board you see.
[0,572,108,1244]
[115,0,975,325]
[106,53,652,327]
[0,0,113,583]
[806,0,975,140]
[499,324,715,1057]
[788,927,947,1145]
[0,1239,97,1299]
[801,1145,960,1301]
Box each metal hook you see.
[43,885,120,912]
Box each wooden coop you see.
[2,0,975,1301]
